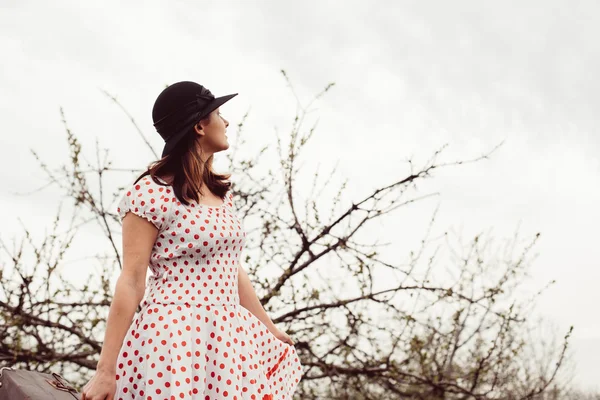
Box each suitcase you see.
[0,367,81,399]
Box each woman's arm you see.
[238,265,277,332]
[95,214,157,373]
[83,213,158,399]
[238,266,295,345]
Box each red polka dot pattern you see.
[115,176,302,399]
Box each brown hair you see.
[134,114,231,206]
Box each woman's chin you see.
[218,141,230,151]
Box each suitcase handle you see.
[46,372,80,399]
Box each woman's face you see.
[195,108,230,154]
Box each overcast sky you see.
[1,0,599,390]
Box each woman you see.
[82,81,302,400]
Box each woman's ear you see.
[194,123,203,134]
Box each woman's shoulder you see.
[134,174,171,191]
[117,174,175,230]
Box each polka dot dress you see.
[114,176,302,399]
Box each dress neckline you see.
[152,175,228,209]
[195,198,226,209]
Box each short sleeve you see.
[117,176,172,231]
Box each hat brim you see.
[161,93,238,158]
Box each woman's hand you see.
[81,369,116,400]
[271,326,295,346]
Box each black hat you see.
[152,81,238,158]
